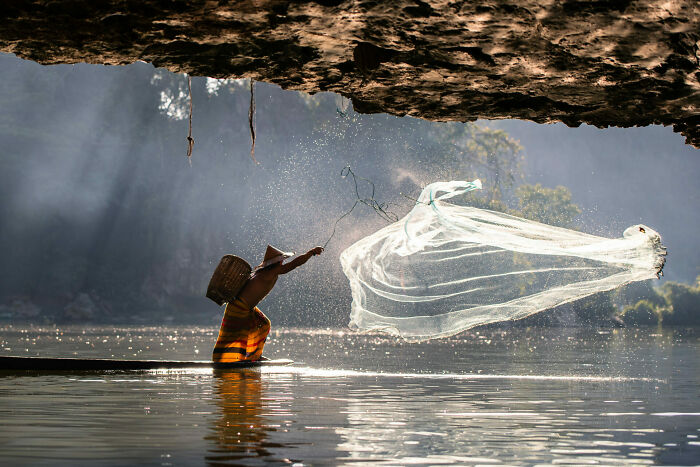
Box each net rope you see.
[340,180,667,341]
[323,166,399,249]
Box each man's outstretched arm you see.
[280,247,323,274]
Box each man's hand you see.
[280,246,323,274]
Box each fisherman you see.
[212,245,324,363]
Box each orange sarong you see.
[212,297,271,362]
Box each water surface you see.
[1,325,699,465]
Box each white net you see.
[340,180,667,341]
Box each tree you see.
[617,276,700,326]
[620,299,662,325]
[658,277,700,325]
[515,183,581,228]
[425,123,524,202]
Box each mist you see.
[0,52,697,327]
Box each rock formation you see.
[1,0,698,146]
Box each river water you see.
[1,325,699,465]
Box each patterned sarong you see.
[212,297,271,362]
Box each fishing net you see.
[340,180,667,341]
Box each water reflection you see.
[205,369,284,465]
[0,326,697,465]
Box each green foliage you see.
[658,277,700,325]
[613,281,667,309]
[416,122,524,202]
[620,299,662,325]
[462,181,594,325]
[618,276,700,326]
[459,181,582,231]
[515,183,582,228]
[443,124,523,201]
[460,192,509,212]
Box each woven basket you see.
[206,255,252,306]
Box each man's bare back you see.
[238,246,323,308]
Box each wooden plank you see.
[0,356,293,371]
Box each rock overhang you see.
[1,0,698,147]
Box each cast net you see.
[340,180,667,341]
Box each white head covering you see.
[260,245,294,268]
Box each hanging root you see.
[186,75,194,164]
[248,78,257,163]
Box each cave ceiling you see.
[1,0,699,147]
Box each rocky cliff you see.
[1,0,698,146]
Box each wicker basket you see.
[206,255,252,306]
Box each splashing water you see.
[340,180,667,341]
